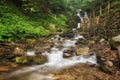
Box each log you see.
[0,66,10,72]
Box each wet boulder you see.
[104,61,113,67]
[99,63,114,75]
[75,39,88,45]
[28,55,48,64]
[15,55,48,64]
[56,44,64,50]
[63,48,76,58]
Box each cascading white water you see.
[77,9,83,22]
[77,23,81,29]
[7,10,96,80]
[74,34,84,40]
[8,34,96,79]
[63,40,76,47]
[26,50,35,56]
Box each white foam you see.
[26,51,35,56]
[63,40,76,47]
[45,50,97,68]
[77,23,81,29]
[74,34,84,39]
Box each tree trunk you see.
[100,5,102,16]
[108,0,111,14]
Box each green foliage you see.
[16,57,28,64]
[2,0,119,42]
[112,0,120,12]
[49,14,68,30]
[0,0,72,42]
[0,1,53,42]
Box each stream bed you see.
[5,32,97,80]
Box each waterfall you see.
[77,9,83,22]
[76,9,83,29]
[76,9,89,29]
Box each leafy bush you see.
[0,1,52,42]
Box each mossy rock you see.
[99,64,114,75]
[109,35,120,50]
[15,57,28,64]
[15,55,48,65]
[26,39,36,45]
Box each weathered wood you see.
[0,66,10,72]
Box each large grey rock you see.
[112,35,120,42]
[109,35,120,50]
[75,46,89,56]
[104,61,113,67]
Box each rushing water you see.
[7,33,97,80]
[6,10,96,80]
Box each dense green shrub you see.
[0,0,68,42]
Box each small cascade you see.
[63,40,76,47]
[74,34,84,40]
[77,23,81,29]
[77,9,83,22]
[76,9,89,23]
[26,50,35,56]
[84,11,88,18]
